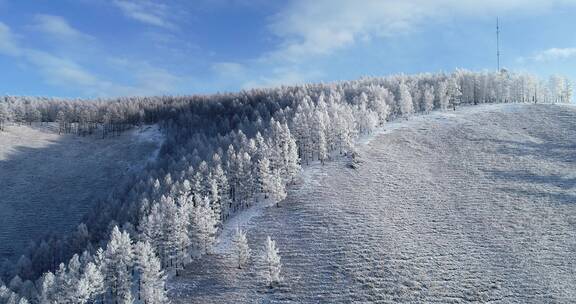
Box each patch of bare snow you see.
[131,124,164,163]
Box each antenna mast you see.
[496,17,500,72]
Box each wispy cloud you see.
[0,22,21,56]
[235,0,576,87]
[30,14,94,42]
[0,20,187,96]
[112,0,176,30]
[527,47,576,62]
[23,49,127,95]
[266,0,576,62]
[0,22,122,95]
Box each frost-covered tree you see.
[284,129,301,183]
[313,108,328,163]
[398,81,414,118]
[355,102,378,135]
[261,236,282,288]
[447,76,462,110]
[212,160,230,221]
[437,80,450,111]
[423,84,435,113]
[563,78,573,103]
[231,228,251,269]
[134,241,168,304]
[257,157,272,198]
[37,271,55,304]
[367,85,392,124]
[77,262,104,304]
[140,203,163,263]
[0,102,9,131]
[103,226,134,304]
[269,169,287,207]
[160,195,188,273]
[190,197,219,255]
[236,152,254,205]
[208,175,221,223]
[549,74,565,103]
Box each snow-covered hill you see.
[0,124,163,261]
[170,104,576,303]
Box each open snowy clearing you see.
[170,104,576,303]
[0,124,163,261]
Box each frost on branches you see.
[261,236,282,288]
[232,228,251,269]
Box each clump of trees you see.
[0,70,572,302]
[1,226,168,304]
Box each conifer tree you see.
[398,80,414,118]
[232,228,251,269]
[77,262,103,304]
[284,130,301,183]
[314,110,328,164]
[423,84,435,113]
[212,160,230,221]
[103,226,134,304]
[134,241,168,304]
[437,80,450,111]
[257,157,272,198]
[37,272,55,304]
[140,203,163,263]
[270,169,287,207]
[190,197,218,255]
[0,102,8,131]
[261,236,282,288]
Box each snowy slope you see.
[0,124,163,261]
[170,104,576,303]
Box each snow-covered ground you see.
[170,104,576,303]
[0,124,163,261]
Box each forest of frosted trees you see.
[0,70,572,303]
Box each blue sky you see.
[0,0,575,98]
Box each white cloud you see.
[112,0,176,30]
[30,14,93,42]
[249,0,576,85]
[0,21,154,96]
[26,50,136,96]
[0,22,21,56]
[0,19,194,97]
[529,48,576,62]
[267,0,576,61]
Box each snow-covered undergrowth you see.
[170,104,576,303]
[0,124,163,261]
